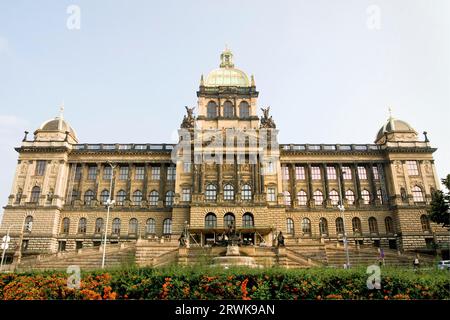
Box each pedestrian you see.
[413,255,420,270]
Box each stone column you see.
[126,162,133,200]
[337,164,346,198]
[367,163,377,204]
[94,163,102,200]
[322,163,329,203]
[289,164,296,207]
[352,164,361,205]
[142,163,149,200]
[306,164,313,206]
[159,163,166,202]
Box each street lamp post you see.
[1,225,16,272]
[101,162,116,269]
[338,171,351,269]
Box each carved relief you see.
[394,161,403,174]
[424,161,432,175]
[50,161,58,174]
[20,162,28,175]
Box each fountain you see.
[211,222,260,268]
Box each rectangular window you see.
[282,166,290,180]
[135,166,145,180]
[167,166,176,180]
[119,166,129,180]
[357,166,367,180]
[35,160,46,176]
[182,188,191,202]
[326,166,337,180]
[88,166,97,180]
[295,166,305,180]
[151,166,160,180]
[103,166,112,180]
[373,166,379,180]
[183,162,191,173]
[74,165,82,180]
[311,166,321,180]
[406,161,419,175]
[265,161,274,174]
[342,166,352,180]
[267,187,276,202]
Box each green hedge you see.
[0,267,449,300]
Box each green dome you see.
[203,48,251,87]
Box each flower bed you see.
[0,267,449,300]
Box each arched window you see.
[100,190,109,204]
[329,190,339,205]
[149,190,159,206]
[24,216,33,232]
[207,101,218,118]
[361,189,370,204]
[368,217,378,234]
[297,190,307,206]
[205,213,217,228]
[61,217,70,234]
[352,217,362,235]
[129,218,138,235]
[239,101,250,118]
[412,186,424,202]
[30,186,41,203]
[385,216,394,234]
[165,191,175,207]
[223,101,234,118]
[224,213,235,228]
[95,218,104,233]
[146,218,156,234]
[420,215,431,232]
[313,190,323,206]
[116,190,126,205]
[241,184,252,201]
[319,217,329,235]
[112,218,121,235]
[205,184,217,201]
[224,184,234,201]
[335,217,344,235]
[302,218,311,234]
[133,190,143,205]
[287,218,294,235]
[242,213,254,228]
[84,190,94,205]
[78,218,87,234]
[163,218,172,234]
[283,191,291,206]
[345,190,355,205]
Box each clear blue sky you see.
[0,0,449,214]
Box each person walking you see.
[413,254,420,270]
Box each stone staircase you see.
[283,239,328,267]
[18,243,136,271]
[324,244,436,268]
[135,239,179,267]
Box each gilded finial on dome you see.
[251,74,255,86]
[200,74,204,86]
[388,106,393,119]
[220,47,234,68]
[58,101,65,130]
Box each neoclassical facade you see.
[1,49,448,263]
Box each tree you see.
[428,174,450,229]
